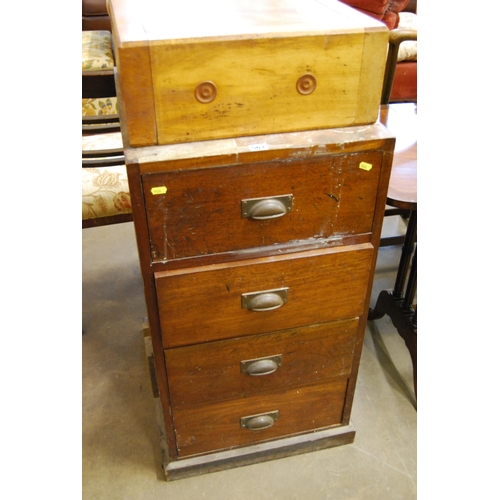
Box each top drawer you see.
[109,0,388,146]
[143,150,384,262]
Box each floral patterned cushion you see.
[82,97,119,116]
[82,132,131,221]
[82,165,132,221]
[82,30,114,71]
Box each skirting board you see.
[164,424,356,481]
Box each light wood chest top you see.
[109,0,388,147]
[110,0,386,44]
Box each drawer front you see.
[147,33,385,145]
[155,244,373,347]
[143,151,383,261]
[173,378,348,458]
[166,318,358,408]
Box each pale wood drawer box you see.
[109,0,388,147]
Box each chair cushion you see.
[82,131,123,151]
[82,97,119,116]
[82,165,131,221]
[82,30,114,71]
[82,132,130,221]
[397,12,417,62]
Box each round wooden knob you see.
[296,74,317,95]
[195,81,217,103]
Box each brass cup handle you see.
[241,194,293,220]
[241,288,289,312]
[247,199,287,220]
[240,411,279,430]
[247,292,284,311]
[246,359,278,376]
[244,415,275,430]
[241,355,282,376]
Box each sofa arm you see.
[382,28,417,104]
[339,0,411,29]
[82,0,111,31]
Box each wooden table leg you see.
[393,211,417,300]
[369,290,417,399]
[369,211,417,401]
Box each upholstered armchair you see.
[340,0,417,103]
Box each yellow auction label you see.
[151,186,167,195]
[359,162,373,171]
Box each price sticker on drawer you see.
[359,161,373,171]
[151,186,167,195]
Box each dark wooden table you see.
[370,103,417,400]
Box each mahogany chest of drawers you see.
[108,0,388,147]
[124,125,394,479]
[109,0,394,481]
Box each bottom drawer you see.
[173,378,348,458]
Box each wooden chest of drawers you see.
[125,124,394,479]
[108,0,388,147]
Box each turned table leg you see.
[369,210,417,400]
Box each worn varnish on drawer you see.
[143,151,383,261]
[155,244,373,347]
[108,0,388,146]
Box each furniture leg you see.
[369,211,417,400]
[393,210,417,299]
[402,247,417,313]
[369,290,417,398]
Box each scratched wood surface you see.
[142,150,384,261]
[173,378,348,457]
